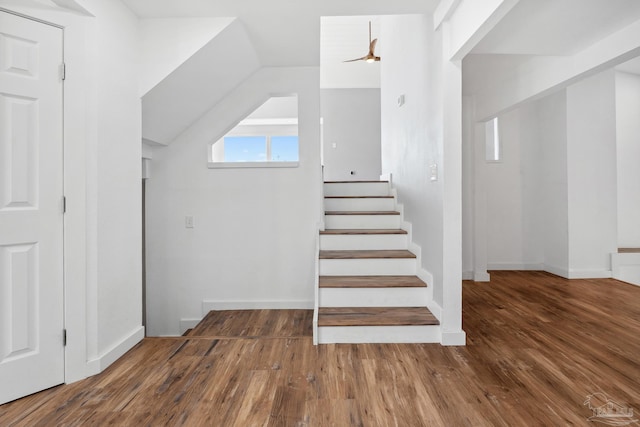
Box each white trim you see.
[239,118,298,126]
[426,300,442,322]
[612,253,640,287]
[544,265,612,280]
[317,325,441,344]
[441,330,466,346]
[433,0,462,30]
[474,271,491,282]
[567,269,613,279]
[208,161,299,169]
[202,300,314,312]
[462,271,473,280]
[86,327,145,376]
[179,318,202,335]
[544,264,570,279]
[487,263,544,271]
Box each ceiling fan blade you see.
[369,38,378,56]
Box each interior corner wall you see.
[566,70,617,277]
[321,88,381,181]
[482,90,569,275]
[145,68,321,336]
[380,14,445,305]
[615,71,640,248]
[85,0,143,363]
[536,91,569,275]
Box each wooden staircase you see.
[315,180,440,344]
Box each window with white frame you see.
[210,96,299,167]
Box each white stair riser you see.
[324,182,390,197]
[325,215,401,229]
[324,198,396,212]
[317,325,440,344]
[320,234,408,250]
[319,258,416,276]
[319,287,428,307]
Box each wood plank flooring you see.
[320,229,407,235]
[317,307,439,327]
[319,275,427,288]
[319,250,416,259]
[2,271,640,426]
[324,211,400,216]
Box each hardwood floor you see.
[317,307,439,327]
[319,250,416,259]
[2,271,640,426]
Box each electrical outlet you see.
[185,216,194,228]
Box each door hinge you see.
[63,329,67,346]
[62,196,66,213]
[60,62,66,81]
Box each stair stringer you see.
[393,189,440,321]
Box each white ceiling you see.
[321,16,382,88]
[472,0,640,55]
[120,0,439,68]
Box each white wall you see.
[615,71,640,247]
[566,70,618,277]
[83,0,144,369]
[381,14,443,298]
[145,67,321,336]
[481,71,618,279]
[537,91,569,275]
[321,89,381,181]
[139,18,233,96]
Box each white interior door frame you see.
[0,3,91,384]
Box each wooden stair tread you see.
[320,276,426,288]
[319,250,416,259]
[325,211,400,216]
[619,248,640,253]
[317,307,439,327]
[325,196,394,199]
[324,180,388,184]
[320,229,407,235]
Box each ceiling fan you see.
[344,21,381,63]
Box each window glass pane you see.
[223,136,267,162]
[485,117,501,162]
[271,136,299,161]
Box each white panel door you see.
[0,11,64,404]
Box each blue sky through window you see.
[271,136,299,161]
[224,136,267,162]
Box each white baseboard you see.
[543,264,612,279]
[474,271,491,282]
[544,264,569,278]
[612,253,640,286]
[441,329,466,346]
[202,300,314,313]
[86,326,144,376]
[462,271,473,281]
[487,263,544,270]
[567,269,612,279]
[426,300,442,321]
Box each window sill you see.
[208,161,299,169]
